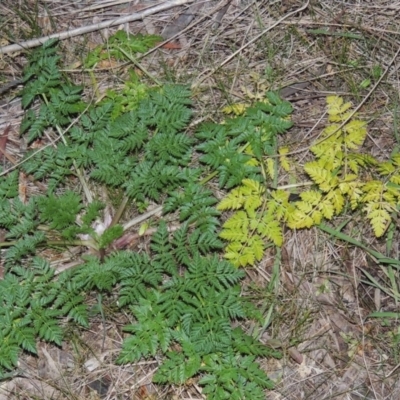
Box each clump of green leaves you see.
[102,69,154,119]
[20,38,86,144]
[84,31,162,68]
[117,222,280,398]
[0,258,89,374]
[0,39,284,398]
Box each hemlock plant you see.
[0,38,280,398]
[0,35,398,398]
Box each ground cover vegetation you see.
[1,1,400,399]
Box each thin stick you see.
[287,43,400,156]
[191,0,310,90]
[0,0,195,55]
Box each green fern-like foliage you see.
[0,188,103,267]
[20,39,86,143]
[84,31,162,69]
[19,41,217,235]
[117,222,281,394]
[0,40,285,396]
[6,37,400,397]
[0,196,45,266]
[196,93,293,189]
[0,258,90,375]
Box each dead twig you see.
[191,0,311,91]
[0,0,195,55]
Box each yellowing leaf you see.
[244,195,263,214]
[279,146,290,172]
[217,189,244,210]
[248,236,265,263]
[392,154,400,167]
[246,157,259,167]
[267,190,291,221]
[347,159,360,174]
[326,189,345,214]
[242,179,264,193]
[271,189,290,203]
[366,208,391,237]
[224,238,264,268]
[260,216,283,246]
[389,177,400,189]
[219,229,247,242]
[311,210,323,224]
[224,242,243,267]
[326,95,352,116]
[344,120,367,149]
[296,201,313,214]
[138,222,149,236]
[218,180,264,211]
[279,146,289,155]
[300,190,322,205]
[383,191,396,205]
[378,162,396,175]
[304,162,335,190]
[321,123,343,138]
[222,103,248,115]
[362,180,385,202]
[287,210,314,229]
[319,176,339,192]
[319,198,334,219]
[222,211,249,231]
[266,158,275,180]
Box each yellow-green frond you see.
[383,190,396,205]
[326,188,345,214]
[256,214,283,246]
[217,187,245,210]
[389,175,400,185]
[248,236,265,264]
[300,190,322,205]
[224,236,265,267]
[222,210,249,232]
[362,180,385,203]
[286,209,314,229]
[392,154,400,167]
[296,200,314,214]
[377,161,396,176]
[217,179,264,212]
[279,146,290,172]
[311,209,323,224]
[319,198,335,219]
[365,208,391,237]
[266,158,275,180]
[242,178,264,193]
[222,103,248,116]
[326,96,353,122]
[344,120,367,149]
[268,190,292,221]
[246,157,260,167]
[304,162,330,183]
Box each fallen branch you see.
[0,0,195,55]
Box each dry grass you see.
[1,0,400,399]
